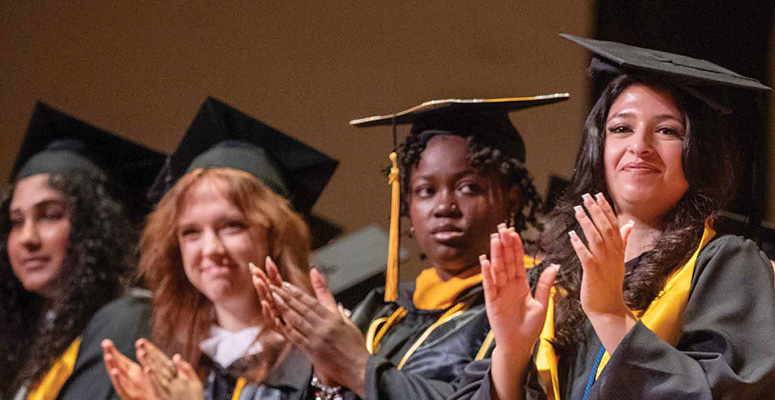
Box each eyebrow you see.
[10,198,67,213]
[410,169,480,183]
[607,112,685,125]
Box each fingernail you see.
[627,219,635,227]
[574,205,584,216]
[497,223,507,230]
[272,292,285,307]
[269,284,282,294]
[479,254,487,262]
[582,193,593,202]
[490,233,498,239]
[284,282,300,295]
[568,230,579,241]
[595,192,604,201]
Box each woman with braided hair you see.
[253,94,568,400]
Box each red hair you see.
[139,168,311,380]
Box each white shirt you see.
[199,325,263,368]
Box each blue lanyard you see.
[581,346,605,400]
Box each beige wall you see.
[2,3,772,279]
[0,1,595,279]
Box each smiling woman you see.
[449,35,775,400]
[0,103,165,400]
[101,97,337,400]
[7,174,72,298]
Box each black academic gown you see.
[345,281,491,400]
[452,235,775,400]
[56,289,152,400]
[203,345,314,400]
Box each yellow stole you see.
[367,256,537,366]
[26,338,81,400]
[475,256,538,360]
[231,378,246,400]
[535,222,716,400]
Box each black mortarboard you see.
[311,223,408,309]
[349,94,570,301]
[154,97,339,214]
[351,94,570,128]
[561,34,771,112]
[10,102,167,212]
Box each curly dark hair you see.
[0,171,136,396]
[535,74,734,359]
[399,111,543,235]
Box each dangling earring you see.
[504,212,516,228]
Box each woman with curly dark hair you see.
[453,36,775,400]
[0,102,165,400]
[254,94,568,400]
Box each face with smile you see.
[604,83,689,225]
[177,179,266,312]
[409,135,515,279]
[7,174,72,299]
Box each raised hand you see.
[102,339,157,400]
[136,339,204,400]
[266,268,370,397]
[481,224,558,400]
[251,257,286,331]
[570,192,636,352]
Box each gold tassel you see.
[385,151,400,302]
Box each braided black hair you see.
[398,112,543,235]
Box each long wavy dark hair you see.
[399,112,544,235]
[536,74,734,358]
[0,171,135,397]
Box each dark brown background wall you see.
[1,2,772,279]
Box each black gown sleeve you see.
[447,355,548,400]
[450,236,775,400]
[591,236,775,399]
[56,289,152,400]
[356,355,459,400]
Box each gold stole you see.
[475,256,538,360]
[231,378,246,400]
[535,222,716,400]
[366,256,537,366]
[27,338,81,400]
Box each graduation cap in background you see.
[560,34,771,113]
[312,224,408,309]
[151,97,341,248]
[350,93,571,301]
[10,102,167,216]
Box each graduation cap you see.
[311,224,408,309]
[10,102,167,214]
[563,35,774,246]
[152,96,339,215]
[350,94,570,301]
[560,34,771,112]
